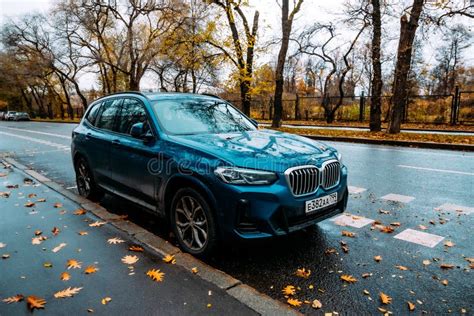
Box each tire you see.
[170,188,217,257]
[74,156,104,201]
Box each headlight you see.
[336,152,343,164]
[214,166,277,185]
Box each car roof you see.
[95,91,222,103]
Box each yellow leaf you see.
[101,297,112,305]
[26,295,46,310]
[2,294,24,304]
[129,245,144,252]
[191,267,198,274]
[84,265,98,274]
[163,255,176,264]
[380,292,392,304]
[107,237,125,245]
[282,285,296,295]
[54,202,63,208]
[89,221,106,227]
[73,209,87,215]
[78,231,88,236]
[311,299,322,309]
[24,202,35,208]
[207,303,212,308]
[380,225,394,233]
[66,259,82,270]
[441,279,448,286]
[146,269,165,282]
[374,255,382,262]
[340,275,357,283]
[295,268,311,278]
[122,255,139,265]
[407,301,416,311]
[60,272,70,281]
[54,287,82,299]
[287,298,302,307]
[341,230,355,237]
[395,265,409,271]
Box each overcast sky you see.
[1,0,472,91]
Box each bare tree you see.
[370,0,382,131]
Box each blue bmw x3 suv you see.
[72,92,348,256]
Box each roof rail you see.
[200,93,223,99]
[93,91,149,102]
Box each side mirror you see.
[130,122,144,138]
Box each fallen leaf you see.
[2,254,10,259]
[429,220,436,225]
[163,255,176,264]
[341,230,355,237]
[418,225,427,230]
[32,236,47,245]
[2,294,24,304]
[43,262,53,268]
[101,297,112,305]
[78,231,88,236]
[444,241,455,247]
[60,272,71,281]
[363,290,370,295]
[282,285,296,295]
[26,295,46,310]
[0,192,10,198]
[51,227,60,236]
[67,259,82,269]
[24,202,35,208]
[287,298,302,307]
[122,255,139,265]
[84,265,98,274]
[325,248,337,255]
[28,193,37,198]
[440,263,454,269]
[380,292,392,304]
[374,255,382,262]
[89,221,106,227]
[396,265,409,271]
[146,269,164,282]
[6,184,19,189]
[0,242,6,248]
[407,301,416,311]
[52,243,67,253]
[362,273,372,278]
[423,260,431,266]
[340,275,358,283]
[441,279,448,286]
[54,202,63,208]
[128,245,144,252]
[37,198,46,202]
[191,267,198,274]
[34,230,42,236]
[380,225,394,233]
[54,287,83,299]
[295,268,311,278]
[107,237,125,245]
[73,208,87,215]
[0,173,8,177]
[311,299,322,309]
[390,222,401,226]
[24,178,34,185]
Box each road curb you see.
[301,134,474,151]
[2,157,300,316]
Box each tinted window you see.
[116,98,148,135]
[96,99,122,131]
[85,102,102,126]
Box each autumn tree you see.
[271,0,303,127]
[205,0,259,116]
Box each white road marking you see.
[66,186,77,190]
[348,186,367,194]
[0,126,71,139]
[330,213,374,228]
[394,229,444,248]
[397,164,474,176]
[381,193,415,203]
[0,131,70,150]
[437,203,474,215]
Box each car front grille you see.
[321,161,341,189]
[285,160,341,196]
[285,166,319,196]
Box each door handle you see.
[85,132,92,139]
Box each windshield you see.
[152,99,257,135]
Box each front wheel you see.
[170,188,217,257]
[74,156,103,201]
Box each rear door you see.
[85,98,123,188]
[109,98,157,208]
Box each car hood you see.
[168,129,335,173]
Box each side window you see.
[96,99,122,131]
[85,102,102,126]
[116,98,148,135]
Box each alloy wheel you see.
[76,159,91,197]
[174,195,209,251]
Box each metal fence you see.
[227,87,473,125]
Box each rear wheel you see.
[74,156,103,201]
[170,188,217,257]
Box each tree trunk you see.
[370,0,382,132]
[387,0,424,134]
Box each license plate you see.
[305,193,338,214]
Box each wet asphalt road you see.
[1,120,473,314]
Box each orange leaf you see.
[73,208,87,215]
[287,298,302,307]
[295,268,311,278]
[26,295,46,310]
[60,272,70,281]
[84,265,98,274]
[129,245,144,252]
[340,275,357,283]
[52,227,60,236]
[395,265,409,271]
[66,259,82,269]
[191,267,198,274]
[341,230,355,237]
[24,202,35,208]
[441,279,448,286]
[380,292,392,304]
[380,225,394,233]
[163,255,176,264]
[2,294,24,304]
[54,202,63,208]
[54,287,82,299]
[282,285,296,295]
[78,231,88,236]
[146,269,165,282]
[440,263,455,269]
[374,255,382,262]
[407,301,416,311]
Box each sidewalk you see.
[0,162,286,315]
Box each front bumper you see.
[212,165,348,240]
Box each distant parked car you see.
[14,112,31,121]
[72,92,348,256]
[5,111,17,120]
